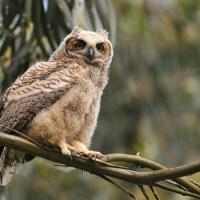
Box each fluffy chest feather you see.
[26,78,101,146]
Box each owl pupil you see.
[96,43,104,53]
[74,40,86,50]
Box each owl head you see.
[50,26,113,67]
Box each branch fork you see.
[0,132,200,199]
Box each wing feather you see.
[4,61,85,104]
[0,60,87,133]
[0,85,74,133]
[4,61,58,99]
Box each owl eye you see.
[74,39,86,50]
[96,42,105,53]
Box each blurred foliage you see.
[1,0,200,199]
[0,0,115,91]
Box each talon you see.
[91,154,97,161]
[62,150,72,160]
[67,153,72,160]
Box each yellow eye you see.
[74,39,86,50]
[96,42,105,53]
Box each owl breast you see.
[26,77,101,148]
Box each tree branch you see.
[104,154,200,194]
[0,132,200,199]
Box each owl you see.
[0,26,113,185]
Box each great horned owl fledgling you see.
[0,26,113,185]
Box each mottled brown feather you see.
[0,85,74,134]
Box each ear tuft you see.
[71,25,83,36]
[96,29,109,40]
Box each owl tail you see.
[0,147,23,186]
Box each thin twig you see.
[154,183,200,199]
[138,185,149,200]
[165,180,186,191]
[188,178,200,189]
[149,186,159,200]
[96,174,136,199]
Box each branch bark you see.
[0,132,200,199]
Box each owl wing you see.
[0,61,86,133]
[4,61,64,99]
[4,60,83,104]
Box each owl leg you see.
[70,141,103,159]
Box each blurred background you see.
[1,0,200,199]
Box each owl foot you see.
[79,150,103,160]
[70,140,103,160]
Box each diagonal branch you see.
[0,132,200,198]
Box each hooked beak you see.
[85,47,95,61]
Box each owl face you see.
[65,27,113,66]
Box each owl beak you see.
[85,48,95,61]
